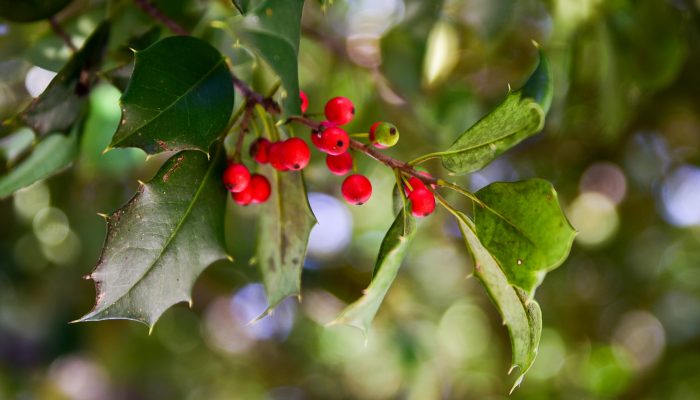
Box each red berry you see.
[300,91,308,114]
[222,163,250,193]
[249,174,271,203]
[409,187,435,217]
[281,137,311,171]
[404,176,425,195]
[324,97,355,126]
[232,187,253,206]
[250,138,271,164]
[326,151,353,176]
[319,126,349,155]
[341,174,372,205]
[268,142,288,171]
[311,121,334,150]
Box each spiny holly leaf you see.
[235,0,303,115]
[0,125,79,198]
[474,179,575,296]
[110,36,234,155]
[21,22,110,136]
[0,0,72,22]
[440,51,552,175]
[331,210,416,335]
[78,149,228,328]
[456,212,541,393]
[256,168,315,312]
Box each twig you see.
[133,0,189,36]
[49,17,77,52]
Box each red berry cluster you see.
[222,162,271,206]
[222,91,436,217]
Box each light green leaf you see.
[21,22,110,136]
[236,0,303,114]
[110,36,234,155]
[256,169,315,311]
[0,129,78,198]
[78,149,228,328]
[456,212,541,393]
[331,210,416,335]
[439,52,551,174]
[474,179,576,296]
[0,0,72,22]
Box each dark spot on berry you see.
[357,202,364,205]
[390,128,396,135]
[293,164,300,169]
[337,140,344,147]
[351,107,355,114]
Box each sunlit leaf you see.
[235,0,303,114]
[0,0,72,22]
[256,168,316,311]
[0,128,78,198]
[456,212,541,393]
[474,179,576,296]
[21,22,110,136]
[331,210,416,335]
[78,149,228,328]
[439,51,552,174]
[110,36,234,155]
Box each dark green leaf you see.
[0,129,78,198]
[456,212,541,393]
[439,52,552,175]
[78,149,228,328]
[110,36,234,155]
[21,22,110,136]
[236,0,303,114]
[0,0,72,22]
[331,210,416,335]
[256,169,315,311]
[474,179,576,296]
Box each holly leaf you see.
[0,0,72,22]
[235,0,303,115]
[21,22,110,136]
[474,179,575,296]
[77,149,228,328]
[109,36,234,155]
[440,51,552,175]
[331,210,416,335]
[456,212,541,393]
[0,128,78,198]
[256,169,316,311]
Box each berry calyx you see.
[342,174,372,205]
[232,187,253,206]
[300,91,308,114]
[369,122,400,149]
[319,126,349,155]
[409,187,435,217]
[249,174,271,203]
[250,138,271,164]
[324,97,355,126]
[268,142,289,171]
[222,163,250,193]
[280,137,311,170]
[326,151,353,176]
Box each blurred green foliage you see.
[2,0,700,398]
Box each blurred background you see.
[2,0,700,398]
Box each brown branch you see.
[134,0,189,36]
[49,17,77,52]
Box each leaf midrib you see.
[112,57,226,147]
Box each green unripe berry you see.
[369,122,399,149]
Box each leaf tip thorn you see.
[101,146,112,155]
[96,212,109,220]
[531,39,540,49]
